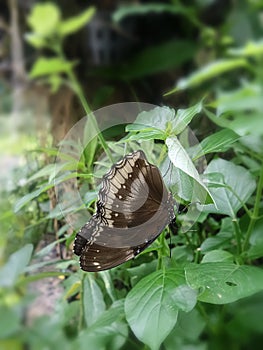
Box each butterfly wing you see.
[77,228,157,272]
[73,150,175,271]
[79,242,134,272]
[98,150,172,233]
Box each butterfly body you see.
[74,150,175,272]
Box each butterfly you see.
[73,150,175,272]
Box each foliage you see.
[1,1,263,350]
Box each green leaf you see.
[191,129,240,159]
[225,112,263,136]
[34,237,66,259]
[203,158,256,217]
[200,232,232,252]
[27,3,61,35]
[83,274,106,327]
[172,101,202,134]
[88,300,125,331]
[226,292,263,335]
[124,128,165,142]
[25,33,48,49]
[47,74,64,93]
[124,106,174,141]
[205,108,263,137]
[113,3,193,22]
[0,306,21,338]
[17,271,69,286]
[77,301,127,350]
[29,57,73,78]
[132,106,175,132]
[228,39,263,57]
[27,162,75,183]
[83,116,98,168]
[246,218,263,259]
[164,309,206,348]
[14,182,54,212]
[185,262,263,304]
[120,40,197,80]
[125,269,197,350]
[166,58,248,94]
[166,137,213,204]
[201,249,234,263]
[59,7,95,36]
[213,83,263,114]
[0,244,33,287]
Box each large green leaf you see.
[125,269,197,350]
[191,129,240,159]
[166,58,248,94]
[185,262,263,304]
[127,106,175,132]
[0,244,33,287]
[83,274,106,327]
[125,103,202,142]
[203,158,256,217]
[166,137,213,204]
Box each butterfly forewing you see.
[73,150,175,271]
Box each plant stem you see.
[157,232,167,270]
[243,162,263,252]
[66,68,114,163]
[232,218,242,257]
[78,273,86,331]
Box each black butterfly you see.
[73,150,175,272]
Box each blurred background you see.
[1,0,263,349]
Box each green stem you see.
[66,68,114,163]
[243,162,263,252]
[56,44,113,163]
[232,218,242,257]
[78,273,86,331]
[157,232,166,270]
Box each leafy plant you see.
[1,1,263,349]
